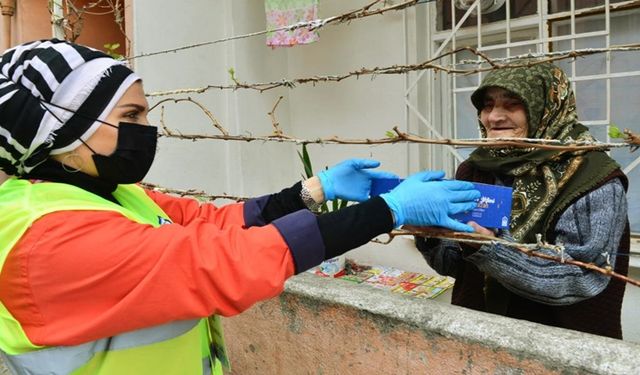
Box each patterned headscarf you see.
[466,62,619,242]
[0,39,139,176]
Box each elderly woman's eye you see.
[482,102,494,111]
[505,100,523,110]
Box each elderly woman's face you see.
[479,87,528,138]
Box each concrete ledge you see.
[222,272,640,374]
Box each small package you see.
[370,177,512,229]
[370,177,403,197]
[451,182,512,229]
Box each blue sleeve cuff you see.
[243,195,271,227]
[272,210,325,274]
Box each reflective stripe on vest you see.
[0,178,225,374]
[3,320,202,374]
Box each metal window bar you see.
[422,0,640,229]
[404,0,482,164]
[413,1,640,175]
[606,0,612,146]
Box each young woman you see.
[0,39,479,374]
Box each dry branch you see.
[155,125,640,151]
[382,227,640,288]
[140,182,248,202]
[138,182,640,288]
[146,45,640,97]
[150,97,229,135]
[129,0,434,61]
[268,96,289,137]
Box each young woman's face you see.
[479,87,528,139]
[53,81,150,176]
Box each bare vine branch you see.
[140,182,248,202]
[268,96,289,137]
[150,97,229,135]
[129,0,435,61]
[378,227,640,287]
[146,45,640,97]
[155,125,640,151]
[138,182,640,288]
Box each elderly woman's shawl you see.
[467,62,619,243]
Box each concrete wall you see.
[0,271,637,374]
[222,273,640,375]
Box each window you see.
[411,1,640,232]
[437,0,537,30]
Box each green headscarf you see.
[467,62,619,242]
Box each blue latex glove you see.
[318,159,398,202]
[380,170,480,232]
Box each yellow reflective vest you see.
[0,178,227,374]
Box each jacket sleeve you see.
[464,179,628,305]
[240,182,307,227]
[144,188,246,227]
[145,183,306,228]
[414,237,463,278]
[0,206,325,347]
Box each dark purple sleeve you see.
[245,186,394,274]
[272,210,325,273]
[243,182,305,227]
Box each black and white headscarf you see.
[0,39,139,175]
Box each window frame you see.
[406,0,640,237]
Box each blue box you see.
[371,178,512,229]
[370,177,403,197]
[451,183,512,229]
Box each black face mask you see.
[91,122,158,184]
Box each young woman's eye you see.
[123,111,140,120]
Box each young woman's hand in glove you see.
[380,170,480,232]
[318,159,398,202]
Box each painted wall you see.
[134,0,408,192]
[12,0,51,44]
[4,0,125,54]
[133,0,421,273]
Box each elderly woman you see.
[416,62,630,339]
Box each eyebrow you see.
[116,103,148,111]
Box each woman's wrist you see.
[301,177,325,210]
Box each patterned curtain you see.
[265,0,320,47]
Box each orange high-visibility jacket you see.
[0,181,324,347]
